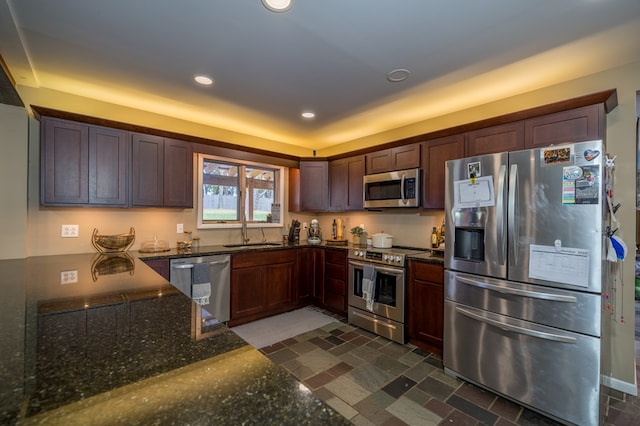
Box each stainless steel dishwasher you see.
[170,254,230,323]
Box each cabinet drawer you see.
[325,249,347,265]
[409,261,444,284]
[232,249,296,269]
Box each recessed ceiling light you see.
[194,74,214,86]
[262,0,293,13]
[386,68,410,82]
[301,111,315,119]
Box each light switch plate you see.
[177,223,184,233]
[61,224,79,238]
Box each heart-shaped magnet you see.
[584,149,600,161]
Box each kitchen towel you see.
[192,263,211,306]
[362,264,376,311]
[191,283,211,305]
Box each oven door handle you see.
[455,275,577,303]
[456,306,577,344]
[348,260,404,276]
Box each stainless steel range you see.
[347,247,425,344]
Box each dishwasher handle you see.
[209,259,230,267]
[172,263,194,270]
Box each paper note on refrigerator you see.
[453,176,495,208]
[528,244,590,287]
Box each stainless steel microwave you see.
[363,168,421,208]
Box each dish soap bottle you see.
[431,227,439,248]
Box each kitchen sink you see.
[223,242,283,249]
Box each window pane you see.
[201,160,239,222]
[245,166,275,222]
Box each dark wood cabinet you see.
[230,249,296,326]
[142,258,170,281]
[164,139,194,207]
[365,143,421,174]
[290,161,328,212]
[524,104,604,148]
[329,155,364,211]
[131,133,193,208]
[466,121,524,156]
[41,118,129,206]
[421,134,465,209]
[323,248,347,316]
[89,126,129,205]
[407,261,444,355]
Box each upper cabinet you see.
[466,121,525,156]
[421,134,465,209]
[41,116,192,208]
[130,133,193,208]
[289,161,328,212]
[524,104,604,148]
[329,155,364,211]
[41,117,129,206]
[365,143,420,174]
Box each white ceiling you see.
[1,0,639,151]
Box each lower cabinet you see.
[230,249,297,326]
[323,248,347,316]
[296,247,325,306]
[142,258,170,281]
[407,260,444,355]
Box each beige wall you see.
[0,103,28,260]
[4,59,639,392]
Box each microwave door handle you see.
[508,164,519,266]
[400,173,407,204]
[496,165,507,266]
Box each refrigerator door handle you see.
[456,306,577,344]
[455,275,578,303]
[496,164,507,266]
[508,164,519,266]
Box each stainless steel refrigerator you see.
[444,140,608,426]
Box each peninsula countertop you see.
[0,253,348,425]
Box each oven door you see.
[348,260,405,323]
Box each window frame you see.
[196,153,284,230]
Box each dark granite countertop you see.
[0,253,349,425]
[408,252,445,265]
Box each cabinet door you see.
[89,126,129,205]
[299,161,328,212]
[265,261,295,310]
[390,143,421,170]
[296,248,313,304]
[524,104,604,149]
[407,261,444,354]
[421,134,465,209]
[231,266,266,319]
[328,155,364,211]
[164,138,193,208]
[323,249,347,315]
[131,133,164,206]
[366,144,420,174]
[466,121,524,156]
[41,118,89,204]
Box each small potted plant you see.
[350,225,365,246]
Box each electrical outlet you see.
[177,223,184,233]
[61,224,79,238]
[60,270,78,284]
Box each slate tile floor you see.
[260,307,640,426]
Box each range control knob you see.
[395,255,402,263]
